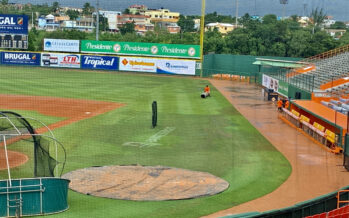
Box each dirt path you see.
[204,80,349,217]
[0,94,124,170]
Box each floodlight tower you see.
[280,0,288,20]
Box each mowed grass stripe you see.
[0,66,291,218]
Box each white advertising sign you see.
[119,57,157,72]
[262,74,279,92]
[44,39,80,52]
[41,53,81,68]
[156,59,196,75]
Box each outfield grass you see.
[0,66,291,218]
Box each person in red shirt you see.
[277,99,283,112]
[285,100,290,109]
[204,85,210,97]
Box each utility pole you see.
[96,0,99,41]
[199,0,206,77]
[31,11,34,29]
[235,0,238,27]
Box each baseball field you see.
[0,66,291,217]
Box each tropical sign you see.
[81,40,200,59]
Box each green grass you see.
[0,66,291,218]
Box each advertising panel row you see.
[0,14,28,49]
[0,52,196,75]
[44,39,80,53]
[81,40,200,59]
[119,57,196,75]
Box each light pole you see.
[235,0,238,27]
[199,0,206,77]
[96,0,99,41]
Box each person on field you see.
[204,85,210,96]
[277,99,283,112]
[201,85,211,98]
[285,99,290,109]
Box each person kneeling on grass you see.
[204,85,210,96]
[201,85,211,98]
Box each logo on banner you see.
[17,17,23,25]
[151,46,158,54]
[84,56,115,68]
[122,58,128,66]
[188,47,196,56]
[113,44,121,52]
[165,62,188,69]
[61,55,79,64]
[45,41,52,48]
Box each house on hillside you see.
[61,17,95,32]
[205,23,237,34]
[116,14,154,34]
[325,29,347,39]
[128,5,148,15]
[38,14,60,31]
[145,8,180,23]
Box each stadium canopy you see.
[253,58,305,68]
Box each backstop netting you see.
[0,111,66,178]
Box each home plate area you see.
[63,165,229,201]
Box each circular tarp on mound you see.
[63,165,229,201]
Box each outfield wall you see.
[0,51,197,76]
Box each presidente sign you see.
[0,14,28,34]
[44,39,80,52]
[81,40,200,59]
[1,52,40,65]
[81,55,119,70]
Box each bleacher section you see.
[305,204,349,218]
[321,97,349,115]
[287,45,349,94]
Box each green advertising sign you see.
[81,40,200,59]
[278,80,289,97]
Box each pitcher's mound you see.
[63,165,229,201]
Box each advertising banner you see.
[262,74,279,92]
[156,59,196,75]
[0,14,28,34]
[119,57,156,72]
[44,39,80,52]
[81,55,119,70]
[1,52,40,65]
[41,53,80,68]
[0,14,28,49]
[81,40,200,59]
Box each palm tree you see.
[310,7,326,34]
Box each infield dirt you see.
[0,94,124,170]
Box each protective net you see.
[0,111,66,177]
